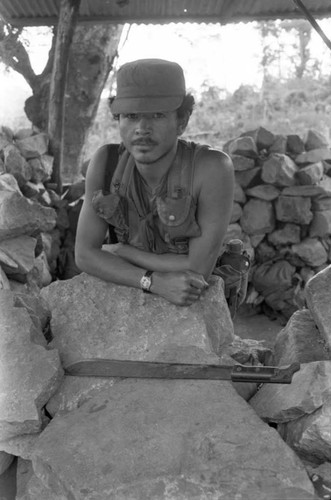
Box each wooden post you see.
[48,0,81,194]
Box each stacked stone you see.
[224,126,331,319]
[250,265,331,491]
[0,125,70,291]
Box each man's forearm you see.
[115,244,189,273]
[76,247,146,289]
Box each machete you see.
[64,359,300,384]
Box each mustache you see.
[131,138,157,146]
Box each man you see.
[75,58,234,307]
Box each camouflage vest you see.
[92,140,206,254]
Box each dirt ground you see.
[233,304,285,348]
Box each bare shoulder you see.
[194,146,234,188]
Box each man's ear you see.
[177,112,189,136]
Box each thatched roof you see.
[1,0,330,27]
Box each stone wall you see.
[224,126,331,320]
[0,125,83,292]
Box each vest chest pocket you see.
[92,190,129,242]
[156,195,201,241]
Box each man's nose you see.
[136,115,152,134]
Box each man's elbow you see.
[74,243,90,272]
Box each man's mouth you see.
[132,139,157,147]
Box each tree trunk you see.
[62,24,122,182]
[48,0,81,193]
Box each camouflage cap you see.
[110,59,186,114]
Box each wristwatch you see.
[140,271,153,293]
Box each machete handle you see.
[231,362,300,384]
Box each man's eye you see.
[153,113,165,119]
[123,114,138,120]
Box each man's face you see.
[118,111,182,165]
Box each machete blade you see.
[64,359,300,384]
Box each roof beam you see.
[292,0,331,51]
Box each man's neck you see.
[135,142,178,190]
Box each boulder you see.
[268,223,301,246]
[0,291,63,440]
[279,399,331,464]
[250,361,331,423]
[0,190,56,240]
[269,134,287,154]
[228,136,259,158]
[28,155,54,184]
[243,126,275,151]
[261,153,298,186]
[291,238,328,267]
[42,273,235,414]
[295,162,324,185]
[0,450,14,475]
[272,309,330,366]
[235,166,261,188]
[42,273,234,367]
[233,181,246,204]
[309,209,331,237]
[15,133,49,159]
[0,235,37,281]
[30,380,315,499]
[240,199,275,235]
[275,195,313,225]
[286,134,305,155]
[245,184,280,201]
[231,154,256,171]
[305,265,331,349]
[3,144,32,186]
[296,148,331,165]
[304,129,329,151]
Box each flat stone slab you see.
[41,273,234,367]
[42,273,234,416]
[0,291,63,440]
[31,380,315,499]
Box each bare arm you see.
[75,145,207,305]
[111,149,234,279]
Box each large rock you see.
[275,195,313,225]
[305,265,331,349]
[291,238,328,267]
[273,309,330,366]
[240,199,275,235]
[42,273,235,414]
[0,291,63,440]
[261,153,298,186]
[249,361,331,423]
[41,273,234,367]
[279,400,331,464]
[15,133,49,159]
[0,235,37,281]
[0,190,56,240]
[30,380,315,499]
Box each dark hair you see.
[108,93,195,121]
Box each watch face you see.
[141,275,152,291]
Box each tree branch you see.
[0,20,38,88]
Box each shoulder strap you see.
[167,140,204,199]
[104,144,120,193]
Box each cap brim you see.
[110,95,184,114]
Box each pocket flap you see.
[92,190,120,219]
[156,195,192,227]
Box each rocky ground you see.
[0,306,300,500]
